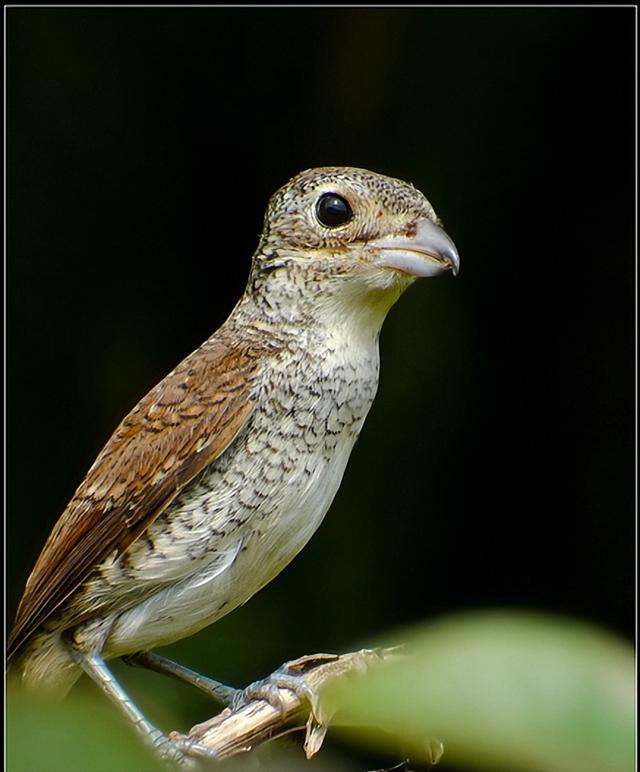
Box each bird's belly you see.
[104,431,358,656]
[102,358,377,656]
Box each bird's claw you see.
[148,733,195,768]
[233,665,324,724]
[150,730,219,769]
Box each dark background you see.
[7,7,635,771]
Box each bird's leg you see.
[127,651,324,722]
[66,640,218,766]
[124,650,238,705]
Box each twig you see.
[169,647,399,761]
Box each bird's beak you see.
[369,219,460,277]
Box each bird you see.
[8,166,459,763]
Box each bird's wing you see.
[8,335,269,659]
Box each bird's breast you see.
[248,332,380,529]
[152,333,378,585]
[195,332,380,558]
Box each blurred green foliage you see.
[7,688,163,772]
[328,611,635,772]
[8,611,634,772]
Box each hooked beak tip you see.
[370,219,460,279]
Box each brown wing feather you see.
[8,333,269,659]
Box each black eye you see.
[316,193,353,228]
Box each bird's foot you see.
[149,728,219,769]
[232,660,324,723]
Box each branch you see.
[169,648,399,761]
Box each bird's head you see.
[247,167,459,325]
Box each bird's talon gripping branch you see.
[273,670,324,723]
[232,678,284,716]
[169,735,220,765]
[237,670,324,723]
[146,735,198,770]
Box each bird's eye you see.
[316,193,353,228]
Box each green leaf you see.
[6,687,164,772]
[325,611,635,772]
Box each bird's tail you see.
[10,631,82,697]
